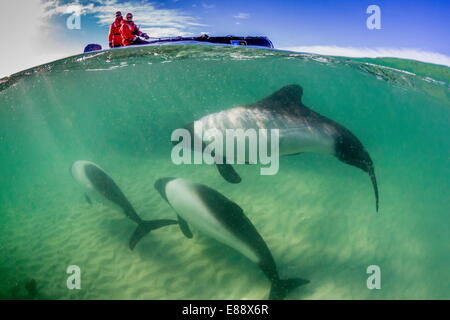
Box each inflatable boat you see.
[84,35,274,53]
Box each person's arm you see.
[134,24,150,38]
[108,24,114,47]
[133,23,142,36]
[136,25,150,39]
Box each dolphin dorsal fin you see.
[250,84,304,112]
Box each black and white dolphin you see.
[154,177,309,300]
[70,160,177,250]
[180,84,379,211]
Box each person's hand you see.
[109,42,113,48]
[143,33,150,39]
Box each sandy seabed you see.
[1,150,446,300]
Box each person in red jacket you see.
[120,12,150,46]
[108,11,123,48]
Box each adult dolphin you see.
[179,84,379,211]
[70,160,177,250]
[154,177,309,300]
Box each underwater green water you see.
[0,45,449,299]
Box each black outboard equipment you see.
[84,43,102,53]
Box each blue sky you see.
[1,0,449,77]
[55,0,450,52]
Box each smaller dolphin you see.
[154,177,309,300]
[70,160,177,250]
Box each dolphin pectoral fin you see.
[215,163,241,184]
[84,194,92,205]
[177,214,193,239]
[269,277,310,300]
[129,219,178,250]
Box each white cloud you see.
[0,0,205,78]
[202,3,215,9]
[45,0,205,37]
[233,12,250,19]
[0,0,80,79]
[281,46,450,67]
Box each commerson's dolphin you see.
[70,160,177,249]
[181,84,379,211]
[154,177,309,300]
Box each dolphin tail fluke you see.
[129,219,178,250]
[215,163,241,184]
[269,277,309,300]
[368,166,379,212]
